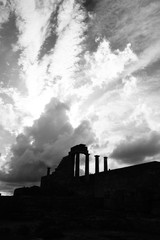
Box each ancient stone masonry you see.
[68,144,90,177]
[40,144,108,196]
[41,144,108,181]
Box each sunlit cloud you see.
[0,0,160,194]
[84,41,137,87]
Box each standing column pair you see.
[94,155,108,174]
[75,153,90,177]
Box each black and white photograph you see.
[0,0,160,239]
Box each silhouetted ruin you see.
[3,144,160,239]
[40,144,160,214]
[14,144,160,215]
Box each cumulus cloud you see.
[110,131,160,164]
[87,0,160,73]
[0,98,96,183]
[0,125,15,155]
[1,0,160,194]
[83,40,137,87]
[0,97,22,133]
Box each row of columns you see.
[95,155,108,174]
[75,154,108,177]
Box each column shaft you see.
[104,157,108,172]
[75,153,80,177]
[85,154,89,176]
[95,155,100,174]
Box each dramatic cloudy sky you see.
[0,0,160,195]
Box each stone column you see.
[104,157,108,172]
[95,155,100,174]
[75,153,80,177]
[85,154,90,176]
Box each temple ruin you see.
[40,144,109,197]
[39,144,160,214]
[14,144,160,214]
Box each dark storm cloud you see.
[0,98,96,183]
[110,131,160,164]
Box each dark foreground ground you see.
[0,196,160,240]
